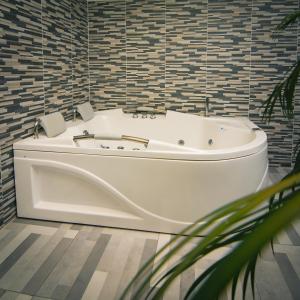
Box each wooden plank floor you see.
[0,168,300,300]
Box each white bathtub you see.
[14,109,269,234]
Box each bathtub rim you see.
[13,109,268,161]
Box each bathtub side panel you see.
[14,148,268,233]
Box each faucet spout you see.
[205,97,209,117]
[73,107,77,122]
[33,119,41,139]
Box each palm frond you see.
[231,270,241,300]
[262,60,300,122]
[120,173,300,300]
[275,10,300,31]
[186,190,300,300]
[242,254,258,300]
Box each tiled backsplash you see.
[88,0,300,169]
[0,0,88,225]
[0,0,299,225]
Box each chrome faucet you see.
[205,97,209,117]
[122,107,165,118]
[33,119,41,139]
[73,107,77,122]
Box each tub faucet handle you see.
[33,119,41,139]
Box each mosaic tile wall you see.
[0,0,89,226]
[88,0,300,167]
[249,0,298,168]
[88,0,126,110]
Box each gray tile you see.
[96,234,122,272]
[70,224,82,231]
[13,219,60,229]
[286,226,300,246]
[22,238,73,295]
[0,290,19,300]
[0,231,11,247]
[261,243,275,262]
[180,268,195,300]
[274,244,300,255]
[138,239,158,270]
[55,242,95,290]
[0,227,26,251]
[275,252,300,300]
[0,234,39,279]
[256,259,293,300]
[5,226,71,292]
[87,227,102,241]
[269,170,284,184]
[115,237,146,299]
[65,234,111,300]
[51,285,69,300]
[286,251,300,286]
[0,230,9,242]
[132,239,158,297]
[14,294,32,300]
[0,212,300,300]
[37,229,94,298]
[81,270,107,300]
[0,235,49,291]
[98,235,135,300]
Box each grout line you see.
[248,0,254,119]
[40,0,46,116]
[87,0,91,105]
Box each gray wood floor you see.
[0,167,300,300]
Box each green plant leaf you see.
[242,254,258,300]
[231,270,240,300]
[186,189,300,300]
[262,60,300,122]
[275,10,300,31]
[121,173,300,300]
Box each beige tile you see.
[15,294,32,300]
[276,230,293,245]
[63,229,79,239]
[82,271,107,300]
[98,236,135,300]
[116,237,146,300]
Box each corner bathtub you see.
[14,109,269,234]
